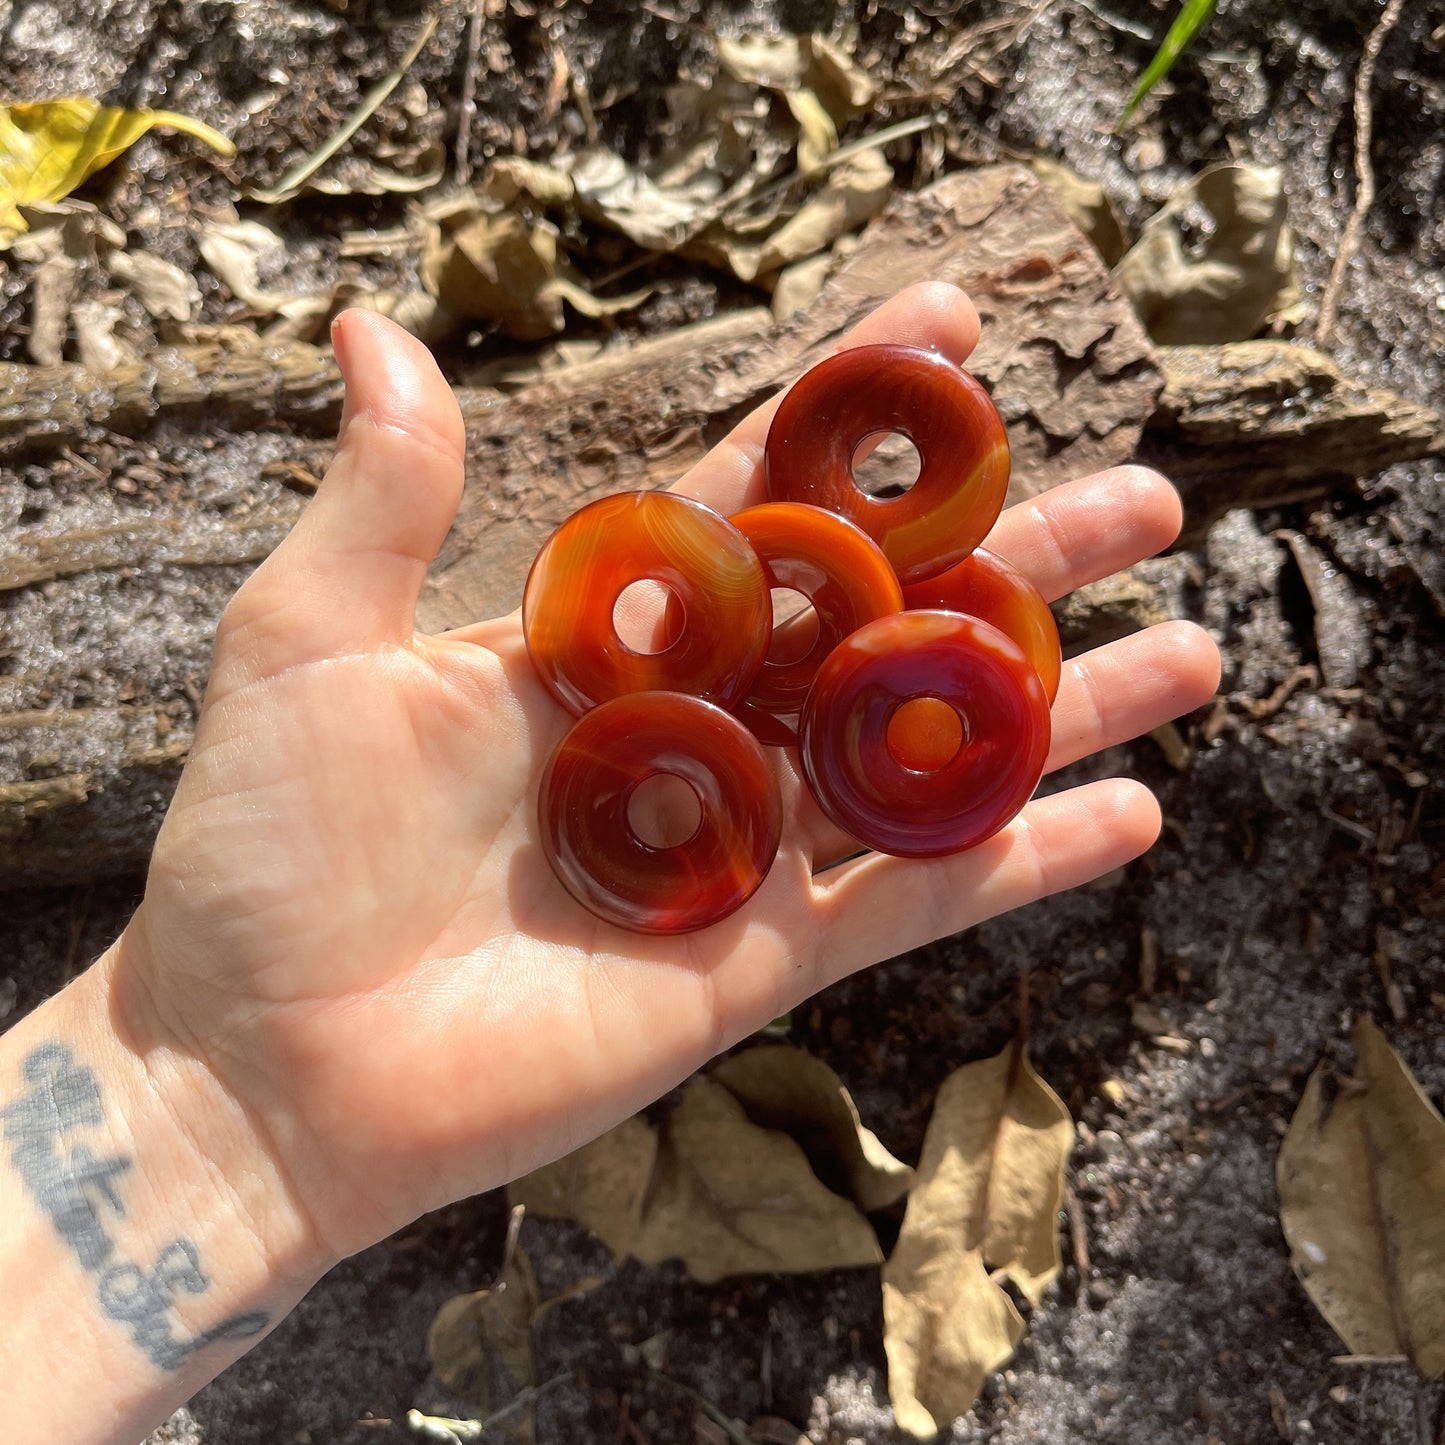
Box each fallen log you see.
[1141,340,1445,539]
[2,164,1161,885]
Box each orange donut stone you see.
[902,547,1062,703]
[728,502,904,744]
[523,491,771,715]
[764,344,1010,585]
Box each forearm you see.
[1,942,332,1445]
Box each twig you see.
[1316,0,1406,346]
[646,1370,753,1445]
[251,16,439,204]
[491,1201,525,1288]
[455,0,484,187]
[404,1377,567,1442]
[726,113,941,220]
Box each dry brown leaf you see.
[0,98,233,246]
[484,155,576,208]
[711,1045,913,1213]
[784,87,837,173]
[884,1244,1024,1438]
[29,248,78,366]
[568,147,722,253]
[508,1114,658,1260]
[717,33,876,128]
[427,1244,538,1439]
[303,141,446,198]
[882,1039,1073,1438]
[769,251,832,320]
[110,250,200,322]
[1114,162,1301,344]
[546,275,654,320]
[1029,155,1128,267]
[420,197,652,339]
[631,1077,883,1284]
[420,207,564,340]
[1277,1018,1445,1377]
[73,295,133,372]
[197,218,336,342]
[691,146,891,283]
[18,209,129,365]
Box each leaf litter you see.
[490,1041,1074,1434]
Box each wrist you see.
[1,936,335,1442]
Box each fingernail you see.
[331,310,350,374]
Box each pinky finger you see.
[804,778,1161,985]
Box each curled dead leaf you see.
[690,146,891,284]
[882,1039,1074,1437]
[1277,1018,1445,1377]
[711,1045,913,1212]
[509,1058,899,1286]
[717,32,877,128]
[631,1077,883,1283]
[420,198,652,340]
[1114,162,1301,344]
[427,1244,539,1439]
[568,147,722,253]
[110,251,200,323]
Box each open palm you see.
[116,289,1218,1262]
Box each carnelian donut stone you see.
[538,692,783,934]
[799,610,1050,858]
[902,547,1062,703]
[727,502,904,744]
[764,344,1010,585]
[523,491,771,716]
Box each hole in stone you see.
[628,773,703,849]
[851,431,921,498]
[886,696,964,772]
[768,588,819,666]
[613,580,684,655]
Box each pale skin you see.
[0,286,1220,1442]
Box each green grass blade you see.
[1117,0,1219,126]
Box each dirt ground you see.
[3,0,1443,1441]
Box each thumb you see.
[221,309,466,675]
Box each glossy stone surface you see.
[523,491,771,716]
[764,343,1010,585]
[539,692,783,934]
[729,502,904,744]
[799,610,1051,858]
[902,547,1063,702]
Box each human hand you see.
[109,286,1219,1270]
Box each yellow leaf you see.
[0,98,234,245]
[882,1039,1074,1438]
[1277,1018,1445,1377]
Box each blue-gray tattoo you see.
[2,1041,269,1370]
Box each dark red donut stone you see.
[539,692,783,934]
